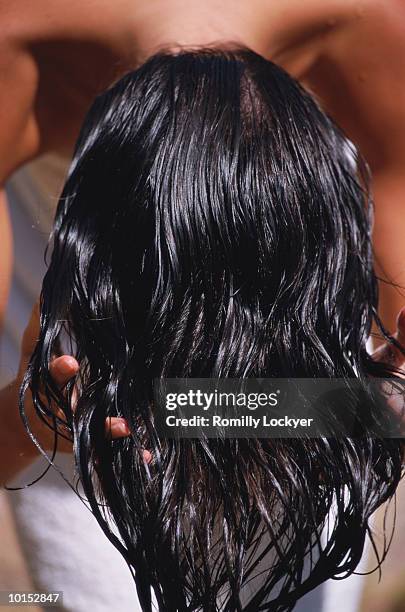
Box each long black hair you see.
[23,47,403,610]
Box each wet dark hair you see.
[23,48,404,610]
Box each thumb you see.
[396,306,405,348]
[372,306,405,373]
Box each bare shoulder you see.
[0,32,39,181]
[299,0,405,171]
[0,0,138,179]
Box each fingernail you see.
[112,420,130,436]
[143,450,152,464]
[63,356,79,370]
[54,356,78,375]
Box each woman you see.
[2,5,404,612]
[14,46,405,610]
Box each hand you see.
[17,302,151,461]
[371,307,405,374]
[372,307,405,431]
[49,355,132,442]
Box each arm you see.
[0,307,77,487]
[302,0,405,333]
[0,37,42,183]
[0,192,12,329]
[0,5,143,485]
[0,303,133,487]
[0,38,55,484]
[0,34,41,320]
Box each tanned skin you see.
[1,0,405,482]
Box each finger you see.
[372,308,405,371]
[107,417,130,438]
[32,356,78,426]
[142,449,152,464]
[49,355,79,389]
[106,418,152,463]
[396,306,405,347]
[388,308,405,373]
[47,363,152,461]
